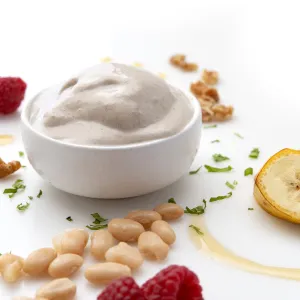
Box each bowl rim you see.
[21,84,202,151]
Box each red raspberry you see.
[141,265,203,300]
[97,277,145,300]
[0,77,27,114]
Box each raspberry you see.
[141,265,203,300]
[0,77,27,114]
[97,277,145,300]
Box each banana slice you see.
[254,148,300,223]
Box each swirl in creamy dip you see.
[30,63,194,146]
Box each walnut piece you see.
[190,81,219,103]
[170,54,198,72]
[0,158,21,179]
[202,69,219,85]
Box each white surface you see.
[21,83,201,199]
[0,0,299,299]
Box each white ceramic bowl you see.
[21,85,202,199]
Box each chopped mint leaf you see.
[211,139,220,143]
[233,180,238,185]
[168,198,176,204]
[91,213,107,224]
[213,154,230,162]
[37,190,43,198]
[16,202,30,211]
[189,225,204,235]
[185,200,207,215]
[86,224,108,230]
[244,167,253,176]
[28,196,33,200]
[12,179,26,190]
[234,132,244,139]
[189,166,202,175]
[209,192,232,202]
[248,208,254,211]
[204,165,233,172]
[19,151,24,157]
[204,124,217,129]
[249,148,260,159]
[3,188,17,194]
[66,216,73,222]
[87,213,108,230]
[226,181,235,189]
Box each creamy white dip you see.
[30,63,194,146]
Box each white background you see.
[0,0,300,299]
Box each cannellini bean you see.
[84,262,131,285]
[105,242,143,269]
[23,248,57,276]
[90,230,115,260]
[108,219,144,242]
[125,210,162,229]
[150,220,176,245]
[36,278,76,300]
[53,229,89,256]
[138,232,169,260]
[154,203,184,220]
[48,254,83,278]
[0,253,24,283]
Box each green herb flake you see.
[16,202,30,212]
[168,198,176,204]
[213,154,230,162]
[21,165,26,168]
[91,213,107,224]
[37,190,43,198]
[204,124,217,129]
[66,216,73,222]
[244,167,253,176]
[19,151,24,157]
[209,192,232,202]
[204,165,233,173]
[234,132,244,139]
[189,166,202,175]
[249,148,260,159]
[28,196,33,200]
[87,213,108,230]
[226,180,238,189]
[211,139,220,143]
[86,224,108,230]
[185,200,207,215]
[3,188,18,194]
[248,208,254,211]
[189,225,204,235]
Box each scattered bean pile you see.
[2,202,184,300]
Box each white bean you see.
[84,262,131,285]
[150,220,176,245]
[0,253,24,283]
[125,210,162,229]
[154,203,184,220]
[138,232,169,260]
[105,242,143,269]
[23,248,57,276]
[48,253,83,278]
[108,219,144,242]
[90,230,115,260]
[36,278,76,300]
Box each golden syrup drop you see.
[190,216,300,281]
[0,135,13,145]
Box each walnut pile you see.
[190,80,233,122]
[169,54,198,72]
[0,158,21,178]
